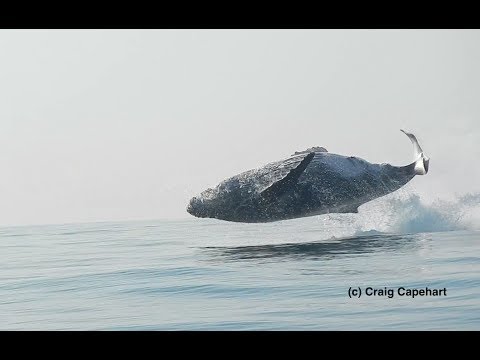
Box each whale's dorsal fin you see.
[292,146,327,156]
[260,152,315,201]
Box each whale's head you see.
[187,185,231,219]
[187,178,259,221]
[187,194,213,218]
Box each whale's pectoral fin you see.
[260,152,315,201]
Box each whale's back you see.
[306,153,378,178]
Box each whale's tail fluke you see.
[401,129,429,175]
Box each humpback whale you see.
[187,130,429,223]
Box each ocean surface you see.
[1,193,479,330]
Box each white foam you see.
[355,191,480,234]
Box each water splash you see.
[356,192,480,235]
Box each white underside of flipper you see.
[401,129,429,175]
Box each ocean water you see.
[1,193,479,330]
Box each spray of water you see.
[355,191,480,235]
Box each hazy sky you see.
[1,29,479,226]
